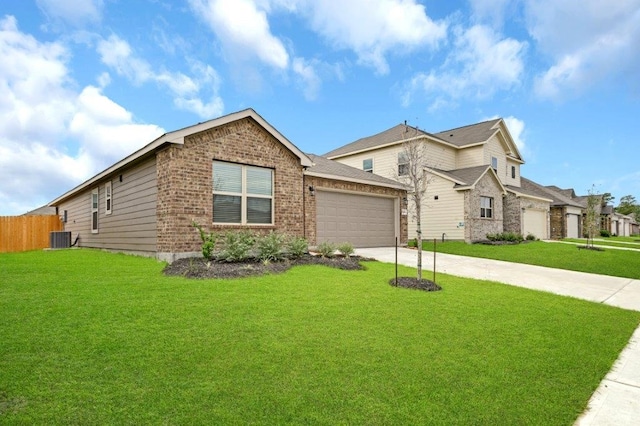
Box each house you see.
[49,109,407,262]
[512,180,584,239]
[325,119,552,242]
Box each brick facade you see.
[157,117,305,261]
[549,206,565,239]
[464,172,504,242]
[303,175,408,246]
[503,193,521,234]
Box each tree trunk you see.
[416,217,422,281]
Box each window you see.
[363,158,373,173]
[105,181,112,215]
[91,188,99,233]
[480,196,493,218]
[511,166,516,179]
[491,156,498,171]
[213,161,273,225]
[398,152,409,176]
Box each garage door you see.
[523,209,547,240]
[566,214,579,238]
[316,191,396,247]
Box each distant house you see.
[49,109,407,262]
[325,119,552,242]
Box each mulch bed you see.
[163,254,368,279]
[389,277,442,292]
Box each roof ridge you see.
[435,118,501,135]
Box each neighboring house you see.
[325,118,552,242]
[515,180,584,239]
[23,205,57,215]
[49,109,407,262]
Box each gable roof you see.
[433,119,501,147]
[429,165,507,193]
[305,154,406,190]
[521,178,583,208]
[325,117,523,163]
[50,109,313,206]
[323,124,451,159]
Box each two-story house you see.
[325,119,552,242]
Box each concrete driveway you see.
[355,246,640,426]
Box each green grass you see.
[562,237,640,250]
[1,250,639,424]
[423,240,640,279]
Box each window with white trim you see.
[105,181,112,215]
[511,166,516,179]
[480,196,493,218]
[213,161,273,225]
[91,188,99,233]
[363,158,373,173]
[491,156,498,171]
[398,152,409,176]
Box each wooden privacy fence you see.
[0,215,64,253]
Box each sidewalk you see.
[355,247,640,425]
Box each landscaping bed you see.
[164,254,367,279]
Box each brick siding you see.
[156,117,305,260]
[464,172,504,242]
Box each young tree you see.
[584,186,600,248]
[398,124,431,281]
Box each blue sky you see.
[1,0,639,215]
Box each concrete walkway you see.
[355,247,640,426]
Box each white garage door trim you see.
[316,189,398,248]
[523,209,548,240]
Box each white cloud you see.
[298,0,447,74]
[36,0,104,26]
[97,34,224,118]
[0,16,164,215]
[292,57,321,101]
[403,24,527,108]
[525,0,640,100]
[189,0,289,69]
[503,116,526,153]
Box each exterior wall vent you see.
[50,231,71,249]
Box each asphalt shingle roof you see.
[521,178,583,207]
[324,118,503,159]
[305,154,405,189]
[431,165,491,187]
[433,119,501,147]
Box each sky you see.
[1,0,639,215]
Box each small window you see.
[480,196,493,218]
[105,181,112,215]
[91,188,99,233]
[398,152,409,176]
[363,158,373,173]
[491,156,498,171]
[213,161,273,225]
[511,166,516,179]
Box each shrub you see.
[526,233,537,241]
[256,231,285,262]
[486,232,524,243]
[193,222,218,260]
[600,230,611,237]
[286,236,308,259]
[337,242,354,257]
[220,229,256,262]
[316,241,336,258]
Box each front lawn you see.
[562,237,640,250]
[422,240,640,279]
[1,250,639,424]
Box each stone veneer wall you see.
[464,173,504,242]
[303,175,408,246]
[503,192,522,234]
[549,206,565,239]
[156,118,305,261]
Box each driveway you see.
[355,247,640,426]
